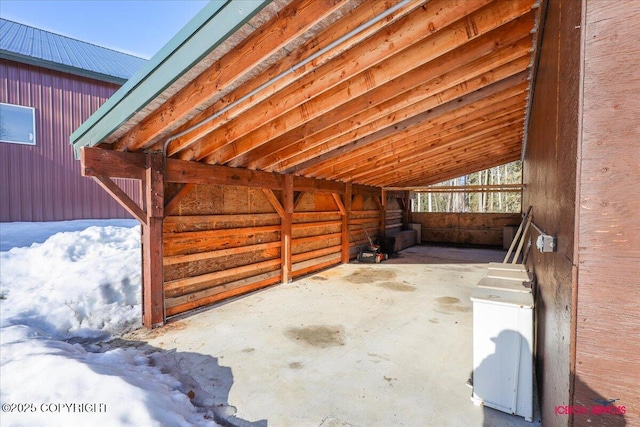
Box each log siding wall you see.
[161,183,382,318]
[411,212,521,247]
[163,185,282,317]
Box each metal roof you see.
[0,18,146,84]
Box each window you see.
[0,103,36,145]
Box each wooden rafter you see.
[243,16,535,171]
[80,0,541,194]
[311,95,527,179]
[165,0,423,157]
[185,0,495,163]
[114,0,357,152]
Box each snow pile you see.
[1,224,141,337]
[0,221,220,427]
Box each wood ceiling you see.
[104,0,541,188]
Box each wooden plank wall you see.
[575,1,640,425]
[163,184,282,317]
[291,192,342,278]
[348,194,381,259]
[522,0,581,425]
[161,183,382,317]
[411,212,521,246]
[385,197,403,234]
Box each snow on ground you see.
[0,221,222,427]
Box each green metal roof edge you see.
[70,0,270,157]
[0,51,130,85]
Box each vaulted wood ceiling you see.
[100,0,541,188]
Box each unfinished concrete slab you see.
[128,246,541,427]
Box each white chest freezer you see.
[470,287,534,422]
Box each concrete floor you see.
[127,245,541,427]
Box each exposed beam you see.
[165,158,283,189]
[247,27,534,171]
[392,151,522,188]
[314,96,527,180]
[92,176,146,224]
[360,131,522,185]
[115,0,353,152]
[81,146,145,180]
[370,138,522,187]
[293,176,345,194]
[352,184,382,198]
[329,112,525,182]
[288,71,528,175]
[332,193,346,216]
[185,0,494,162]
[207,0,534,167]
[165,0,420,157]
[262,189,285,219]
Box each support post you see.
[403,190,411,229]
[341,183,352,263]
[378,189,387,238]
[142,152,165,328]
[281,174,294,283]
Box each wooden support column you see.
[340,183,352,263]
[281,174,294,283]
[142,152,165,328]
[403,191,411,229]
[378,189,386,238]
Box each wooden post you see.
[142,152,165,328]
[403,191,411,229]
[281,174,294,283]
[378,188,386,238]
[341,183,352,263]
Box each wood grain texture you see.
[521,0,581,424]
[574,1,640,425]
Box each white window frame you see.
[0,102,36,145]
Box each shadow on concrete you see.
[102,338,268,427]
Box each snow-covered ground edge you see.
[0,220,229,427]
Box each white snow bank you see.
[0,222,221,427]
[0,219,139,251]
[0,223,142,338]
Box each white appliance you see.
[470,287,534,422]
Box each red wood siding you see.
[574,1,640,425]
[0,59,140,221]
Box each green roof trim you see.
[71,0,270,157]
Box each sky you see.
[1,0,213,59]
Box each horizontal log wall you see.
[163,184,282,317]
[385,197,403,234]
[411,212,521,246]
[292,192,342,278]
[161,181,383,317]
[348,194,381,258]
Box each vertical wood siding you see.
[522,0,582,425]
[574,1,640,425]
[0,60,140,221]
